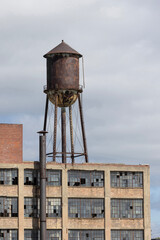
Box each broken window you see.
[0,169,18,185]
[111,230,144,240]
[68,230,104,240]
[24,169,62,186]
[24,198,61,218]
[110,172,143,188]
[68,198,104,218]
[24,198,40,218]
[46,198,61,217]
[68,170,104,187]
[24,230,61,240]
[24,169,39,186]
[24,230,40,240]
[0,229,18,240]
[46,170,61,186]
[47,230,61,240]
[0,197,18,217]
[111,199,143,219]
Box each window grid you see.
[68,170,104,187]
[0,197,18,217]
[24,170,39,186]
[24,169,61,186]
[0,169,18,185]
[24,198,61,218]
[68,230,105,240]
[111,230,144,240]
[111,172,143,188]
[68,198,104,218]
[24,230,61,240]
[0,230,18,240]
[24,230,39,240]
[111,199,143,219]
[24,198,39,218]
[46,198,61,217]
[46,170,61,186]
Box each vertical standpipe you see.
[39,131,47,240]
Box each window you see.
[68,198,104,218]
[24,169,61,186]
[110,172,143,188]
[24,169,39,186]
[24,198,39,218]
[47,230,61,240]
[68,170,104,187]
[111,199,143,219]
[111,230,143,240]
[46,170,61,186]
[0,197,18,217]
[0,230,18,240]
[24,198,61,218]
[24,230,61,240]
[0,169,18,185]
[68,230,104,240]
[46,198,61,217]
[24,230,39,240]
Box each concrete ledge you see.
[111,219,144,229]
[68,218,104,229]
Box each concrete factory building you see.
[0,41,151,240]
[0,124,151,240]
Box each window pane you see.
[111,172,143,188]
[24,169,39,186]
[68,199,104,218]
[111,230,144,240]
[46,170,61,186]
[0,169,18,185]
[24,230,61,240]
[68,230,104,240]
[111,199,143,219]
[46,198,61,217]
[0,197,18,217]
[0,229,18,240]
[68,170,104,187]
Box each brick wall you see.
[0,124,23,163]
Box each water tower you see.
[43,40,88,163]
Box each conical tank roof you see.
[43,40,82,58]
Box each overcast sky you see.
[0,0,160,237]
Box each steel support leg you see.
[78,93,88,162]
[61,107,66,163]
[69,106,74,163]
[53,95,58,162]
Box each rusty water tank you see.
[43,40,82,107]
[44,40,82,91]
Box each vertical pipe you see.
[69,106,74,163]
[61,107,66,163]
[53,95,58,162]
[43,95,49,131]
[78,93,88,162]
[39,133,46,240]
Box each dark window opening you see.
[111,172,143,188]
[0,169,18,185]
[68,170,104,187]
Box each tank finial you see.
[62,40,64,42]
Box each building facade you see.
[0,124,151,240]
